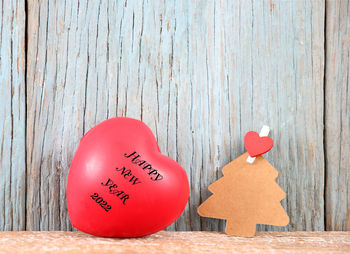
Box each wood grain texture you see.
[25,0,325,231]
[0,231,350,254]
[0,0,26,230]
[325,0,350,230]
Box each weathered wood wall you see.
[325,0,350,231]
[0,0,349,231]
[0,0,26,230]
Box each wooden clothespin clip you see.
[246,125,272,164]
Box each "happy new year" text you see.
[124,151,163,181]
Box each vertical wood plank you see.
[26,0,325,231]
[26,0,95,230]
[0,0,26,230]
[325,0,350,230]
[202,0,325,232]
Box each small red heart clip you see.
[244,131,273,157]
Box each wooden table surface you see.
[0,231,349,254]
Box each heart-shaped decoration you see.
[67,117,189,238]
[244,131,273,157]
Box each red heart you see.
[67,117,189,238]
[244,131,273,157]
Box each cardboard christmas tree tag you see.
[198,127,289,237]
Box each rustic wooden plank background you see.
[325,0,350,230]
[0,0,26,230]
[0,0,349,232]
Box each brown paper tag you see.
[198,152,289,237]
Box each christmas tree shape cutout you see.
[198,128,289,237]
